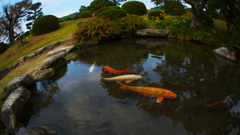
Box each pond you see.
[17,38,240,135]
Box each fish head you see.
[136,75,143,80]
[164,91,177,98]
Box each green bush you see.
[148,10,164,20]
[73,15,80,20]
[118,15,146,38]
[79,11,92,18]
[109,6,120,9]
[200,15,214,27]
[32,15,59,36]
[95,7,110,16]
[73,17,121,48]
[64,17,72,21]
[97,9,127,21]
[96,1,115,9]
[164,1,185,15]
[0,42,8,54]
[58,18,64,23]
[122,1,147,15]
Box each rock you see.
[19,127,57,135]
[65,53,78,61]
[53,51,66,58]
[66,46,75,54]
[46,46,74,57]
[45,44,53,50]
[33,68,55,81]
[1,86,32,135]
[53,41,61,47]
[35,47,46,55]
[41,54,66,69]
[0,68,10,80]
[18,56,26,64]
[27,54,36,59]
[61,40,66,44]
[135,29,169,37]
[7,74,35,96]
[11,62,18,69]
[213,47,236,62]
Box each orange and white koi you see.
[103,66,131,75]
[120,83,177,103]
[100,75,142,83]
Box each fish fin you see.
[125,80,133,83]
[120,83,128,90]
[100,77,104,81]
[156,97,164,103]
[123,68,131,73]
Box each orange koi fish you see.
[120,83,177,103]
[201,96,236,111]
[103,66,131,75]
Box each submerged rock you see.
[7,74,35,96]
[135,29,169,37]
[1,86,32,135]
[19,127,57,135]
[213,47,236,66]
[33,68,55,81]
[0,68,10,80]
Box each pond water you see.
[17,38,240,135]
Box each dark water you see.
[18,38,240,135]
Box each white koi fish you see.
[100,74,142,83]
[89,61,96,73]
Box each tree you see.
[26,2,43,30]
[79,5,86,13]
[111,0,127,5]
[0,0,32,45]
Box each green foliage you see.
[58,18,64,23]
[0,42,9,54]
[97,9,127,21]
[109,6,121,9]
[32,15,59,36]
[79,11,92,18]
[64,17,72,21]
[96,1,115,9]
[148,10,164,20]
[118,15,146,38]
[95,7,111,16]
[121,1,147,15]
[164,1,185,15]
[26,2,44,30]
[3,86,7,93]
[73,15,80,20]
[83,0,115,13]
[200,15,214,27]
[73,17,121,49]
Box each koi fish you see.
[201,96,236,111]
[163,82,201,93]
[89,61,96,73]
[100,74,142,83]
[103,66,131,75]
[120,83,177,103]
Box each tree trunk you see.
[190,15,199,31]
[9,29,15,45]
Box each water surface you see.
[18,38,240,135]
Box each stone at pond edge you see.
[212,47,236,65]
[53,41,61,47]
[7,74,35,96]
[35,47,46,55]
[1,86,32,135]
[66,53,78,61]
[19,127,57,135]
[135,29,169,37]
[45,44,53,50]
[41,54,66,69]
[11,62,18,69]
[18,56,26,64]
[46,46,74,57]
[0,68,10,80]
[27,53,36,59]
[33,68,55,81]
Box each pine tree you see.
[26,2,43,30]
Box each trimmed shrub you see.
[73,15,80,20]
[96,1,115,9]
[118,15,146,38]
[79,11,92,18]
[64,17,72,21]
[32,15,59,36]
[97,9,127,21]
[95,7,110,16]
[148,10,164,20]
[73,17,121,48]
[122,1,147,15]
[109,6,120,9]
[164,1,185,15]
[200,15,214,27]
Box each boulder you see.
[1,86,32,135]
[33,68,55,81]
[0,68,10,80]
[53,41,61,47]
[35,47,46,55]
[7,74,35,96]
[45,44,53,50]
[27,54,36,59]
[11,62,18,69]
[61,40,66,44]
[18,56,26,64]
[213,47,236,62]
[53,51,66,58]
[41,54,66,69]
[46,46,74,57]
[135,29,169,37]
[19,127,57,135]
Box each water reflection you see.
[17,38,240,135]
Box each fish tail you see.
[123,68,131,73]
[120,83,128,90]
